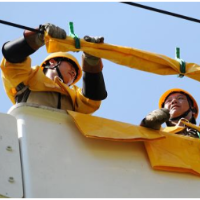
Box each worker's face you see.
[47,59,77,85]
[58,61,77,85]
[163,93,190,118]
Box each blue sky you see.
[0,2,200,126]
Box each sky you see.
[0,2,200,126]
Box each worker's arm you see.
[2,23,66,63]
[72,35,107,114]
[71,85,101,114]
[140,108,170,130]
[1,23,67,104]
[81,36,107,101]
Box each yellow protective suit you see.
[68,111,200,177]
[44,34,200,82]
[0,57,100,114]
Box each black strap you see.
[44,61,64,82]
[57,93,61,109]
[56,67,64,82]
[176,127,200,139]
[169,108,191,121]
[15,83,31,103]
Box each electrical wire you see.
[121,2,200,24]
[0,19,43,33]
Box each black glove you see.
[83,36,104,67]
[25,23,67,50]
[140,108,170,130]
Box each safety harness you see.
[176,118,200,139]
[181,127,200,138]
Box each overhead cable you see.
[121,2,200,24]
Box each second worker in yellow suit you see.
[0,23,107,114]
[140,88,200,138]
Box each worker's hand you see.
[83,36,104,66]
[140,108,170,130]
[24,23,66,50]
[84,35,104,43]
[41,23,67,39]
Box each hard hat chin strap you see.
[44,61,64,82]
[169,108,191,121]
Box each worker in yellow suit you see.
[140,88,200,138]
[0,23,107,114]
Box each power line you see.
[0,19,43,33]
[121,2,200,24]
